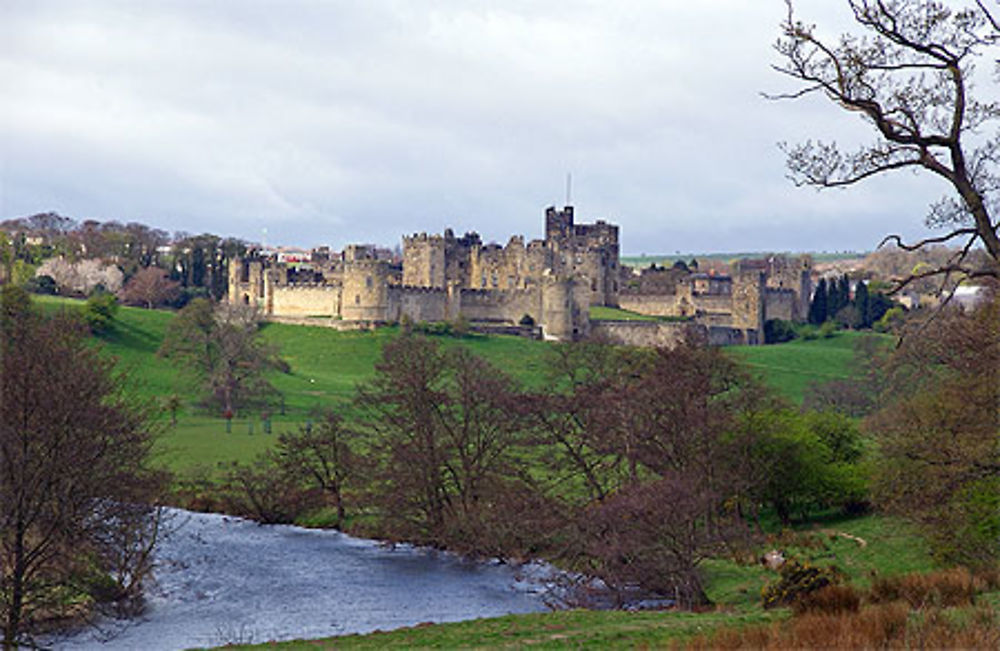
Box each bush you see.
[762,560,845,609]
[869,568,977,609]
[24,274,57,295]
[873,306,905,333]
[818,320,837,338]
[84,292,119,334]
[791,584,861,615]
[764,319,797,344]
[796,324,819,340]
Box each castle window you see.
[366,276,372,289]
[243,294,250,305]
[355,294,360,304]
[507,275,514,288]
[613,281,618,292]
[591,280,597,291]
[481,275,486,288]
[491,274,498,288]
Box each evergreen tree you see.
[854,281,871,328]
[837,274,851,317]
[808,278,828,325]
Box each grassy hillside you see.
[36,296,867,473]
[731,332,868,405]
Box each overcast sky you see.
[0,1,987,254]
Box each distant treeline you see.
[0,211,247,303]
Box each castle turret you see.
[731,270,766,344]
[539,275,588,341]
[545,205,574,242]
[341,259,391,321]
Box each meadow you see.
[38,296,868,474]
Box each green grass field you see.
[36,296,868,474]
[731,332,871,404]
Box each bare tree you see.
[274,411,361,526]
[0,287,166,647]
[159,299,287,415]
[355,336,532,551]
[119,266,180,309]
[773,0,1000,291]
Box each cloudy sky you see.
[0,1,982,254]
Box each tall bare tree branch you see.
[774,0,1000,284]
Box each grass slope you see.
[730,332,868,405]
[36,296,868,473]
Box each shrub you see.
[24,274,57,295]
[791,584,861,615]
[83,292,119,334]
[797,324,819,340]
[869,568,977,608]
[818,320,837,338]
[764,319,797,344]
[762,560,844,609]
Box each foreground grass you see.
[227,609,780,650]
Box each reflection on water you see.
[57,509,558,650]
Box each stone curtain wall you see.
[270,286,339,317]
[589,321,695,348]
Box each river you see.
[55,509,559,650]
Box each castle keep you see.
[228,206,811,345]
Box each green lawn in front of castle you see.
[731,330,877,405]
[35,295,865,474]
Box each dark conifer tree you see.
[808,278,828,325]
[854,281,871,328]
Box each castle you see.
[228,206,811,345]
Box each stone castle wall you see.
[398,287,449,323]
[764,288,797,322]
[270,285,339,317]
[589,320,694,348]
[617,294,683,316]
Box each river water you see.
[56,509,559,650]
